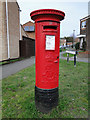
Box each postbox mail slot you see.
[43,26,57,30]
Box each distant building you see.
[67,42,72,46]
[20,23,35,58]
[22,21,35,39]
[20,25,28,39]
[74,37,80,44]
[60,38,66,46]
[77,15,90,50]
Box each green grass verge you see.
[0,58,24,65]
[62,49,66,52]
[63,53,74,57]
[2,59,88,118]
[0,61,8,65]
[78,50,85,53]
[60,48,66,52]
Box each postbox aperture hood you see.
[30,9,65,22]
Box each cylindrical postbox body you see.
[30,9,65,113]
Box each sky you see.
[17,0,89,38]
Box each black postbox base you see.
[35,86,59,113]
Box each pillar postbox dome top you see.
[30,9,65,22]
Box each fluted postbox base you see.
[35,86,59,113]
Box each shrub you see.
[75,42,80,50]
[60,48,62,52]
[82,41,87,51]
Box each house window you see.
[24,26,35,31]
[30,26,35,31]
[81,20,86,29]
[24,26,30,31]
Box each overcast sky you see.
[17,0,88,38]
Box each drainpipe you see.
[19,8,22,40]
[6,0,10,59]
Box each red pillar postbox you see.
[30,9,65,113]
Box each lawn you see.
[63,53,74,57]
[62,48,66,52]
[2,59,88,118]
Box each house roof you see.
[80,15,90,21]
[23,21,35,26]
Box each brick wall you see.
[0,1,20,61]
[1,2,8,61]
[26,31,35,39]
[87,17,90,51]
[21,25,28,40]
[0,2,2,61]
[8,2,20,59]
[80,16,90,51]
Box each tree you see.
[75,42,80,50]
[64,37,73,45]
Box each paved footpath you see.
[0,56,35,80]
[0,53,89,80]
[60,51,89,63]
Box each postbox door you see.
[35,22,60,89]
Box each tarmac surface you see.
[0,52,89,79]
[0,56,35,80]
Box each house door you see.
[80,38,83,49]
